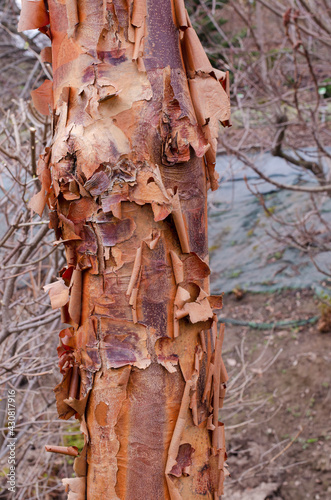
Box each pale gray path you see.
[209,153,331,295]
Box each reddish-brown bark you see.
[19,0,230,498]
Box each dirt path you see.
[221,289,331,500]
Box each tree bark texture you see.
[19,0,231,498]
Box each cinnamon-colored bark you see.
[19,0,230,498]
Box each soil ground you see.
[220,289,331,500]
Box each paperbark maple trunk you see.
[19,0,230,498]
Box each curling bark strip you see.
[19,0,231,498]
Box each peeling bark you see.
[19,0,230,497]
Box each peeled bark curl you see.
[19,0,231,498]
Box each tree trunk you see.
[19,0,231,498]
